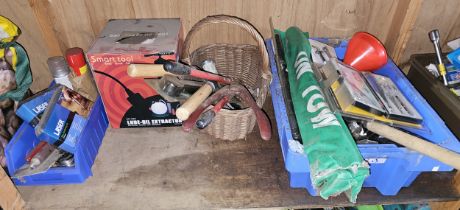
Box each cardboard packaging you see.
[87,19,183,128]
[35,86,91,154]
[16,86,60,127]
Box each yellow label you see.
[79,65,88,75]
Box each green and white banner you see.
[278,27,369,202]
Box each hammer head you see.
[429,29,440,42]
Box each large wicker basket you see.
[181,15,271,140]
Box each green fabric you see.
[277,27,369,202]
[0,41,32,101]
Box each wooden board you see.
[0,167,25,210]
[18,101,460,209]
[0,0,458,91]
[396,0,460,66]
[431,171,460,210]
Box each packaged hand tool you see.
[363,72,423,123]
[35,85,89,154]
[447,48,460,70]
[16,85,61,127]
[334,62,386,115]
[446,68,460,86]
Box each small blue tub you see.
[5,95,108,185]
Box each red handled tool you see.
[196,96,230,129]
[182,84,271,141]
[127,61,232,84]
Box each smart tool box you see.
[268,39,460,196]
[87,19,184,128]
[5,95,108,185]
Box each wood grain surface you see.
[18,101,460,209]
[0,167,25,210]
[0,0,457,91]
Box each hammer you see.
[182,84,272,141]
[176,81,216,121]
[127,61,232,84]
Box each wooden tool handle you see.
[176,83,214,121]
[366,121,460,170]
[127,64,170,78]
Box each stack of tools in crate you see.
[110,15,272,141]
[5,47,108,185]
[269,23,460,202]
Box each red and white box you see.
[87,19,183,128]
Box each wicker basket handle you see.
[182,15,271,80]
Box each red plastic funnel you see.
[344,32,388,72]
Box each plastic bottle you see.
[65,47,88,76]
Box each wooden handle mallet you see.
[127,64,170,78]
[365,121,460,170]
[176,82,216,121]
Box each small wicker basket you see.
[181,15,271,140]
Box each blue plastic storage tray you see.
[5,95,108,185]
[267,39,460,196]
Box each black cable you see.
[93,70,134,96]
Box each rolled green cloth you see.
[277,26,369,202]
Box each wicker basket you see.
[181,15,271,140]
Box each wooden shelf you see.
[18,99,460,209]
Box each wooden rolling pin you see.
[176,82,215,121]
[365,121,460,170]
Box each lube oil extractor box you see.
[87,19,183,128]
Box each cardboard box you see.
[35,86,90,154]
[87,19,183,128]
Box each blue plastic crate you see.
[5,95,108,185]
[267,39,460,196]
